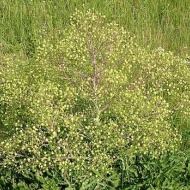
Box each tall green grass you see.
[1,0,190,57]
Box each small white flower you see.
[184,59,190,64]
[156,47,165,52]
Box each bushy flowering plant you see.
[0,9,189,189]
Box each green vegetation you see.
[1,0,190,57]
[0,1,190,189]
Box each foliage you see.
[1,0,190,57]
[117,152,190,190]
[0,9,190,189]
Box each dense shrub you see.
[0,9,189,189]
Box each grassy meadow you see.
[1,0,190,57]
[0,1,190,189]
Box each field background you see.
[1,0,190,58]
